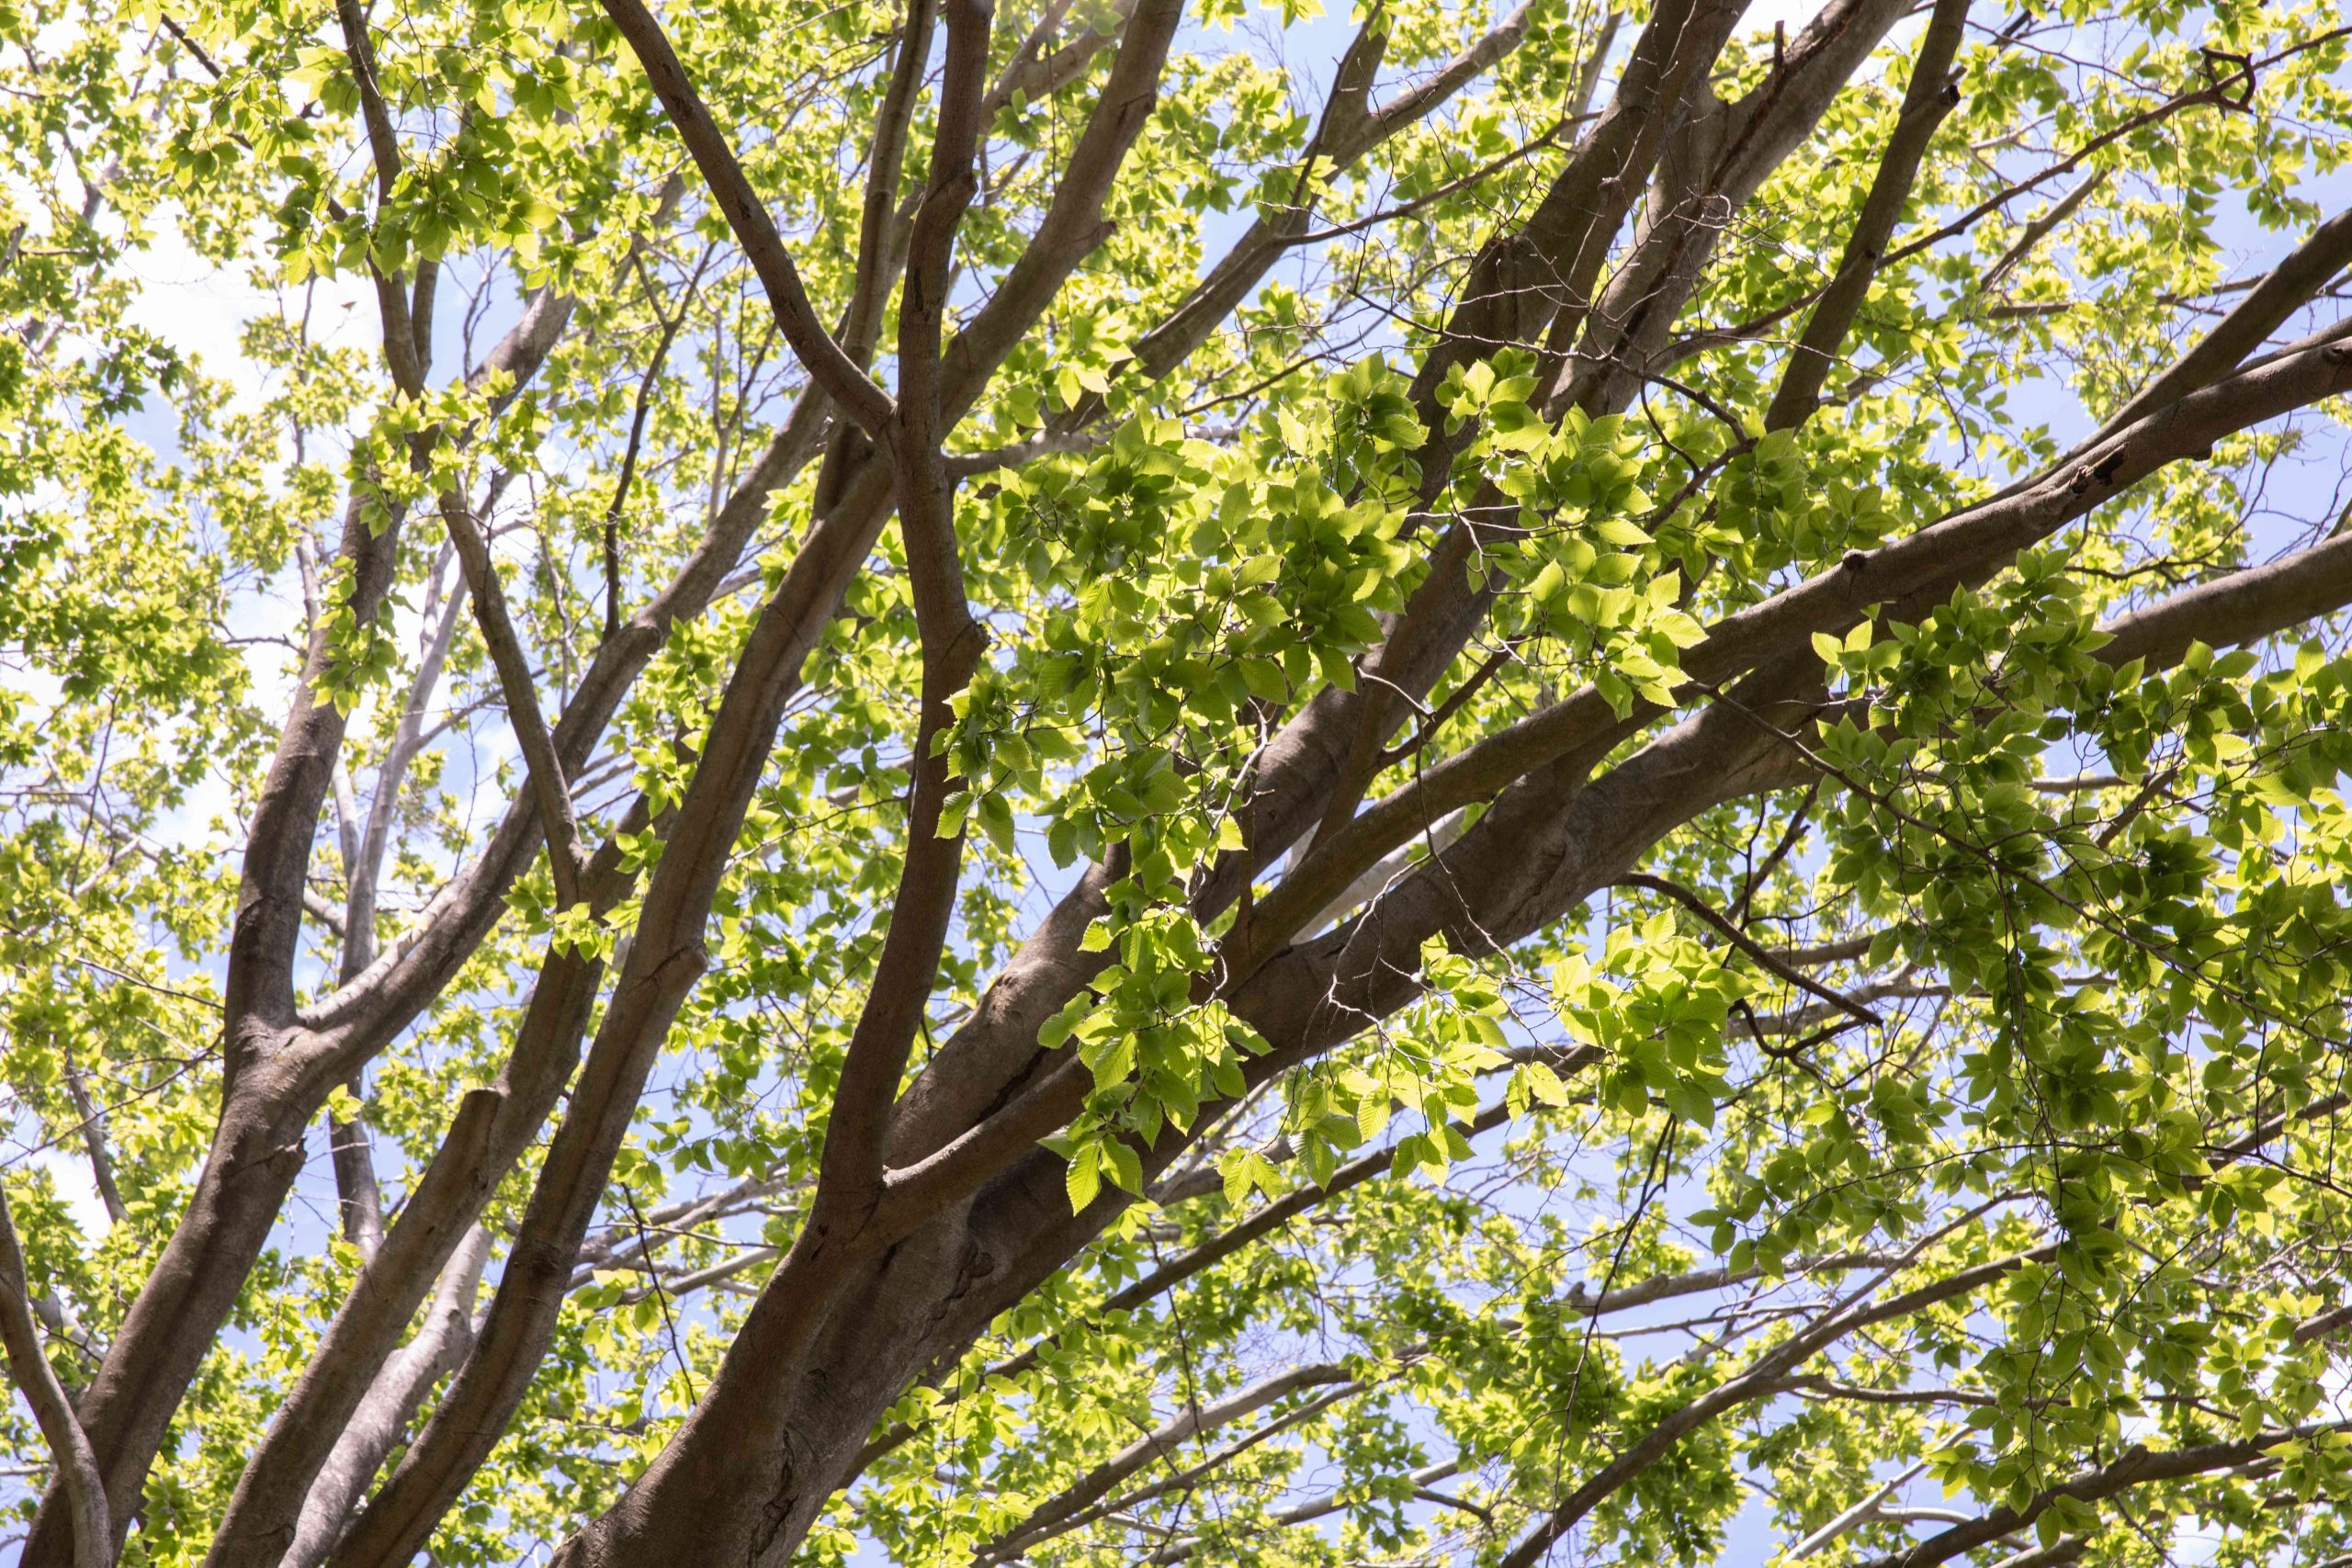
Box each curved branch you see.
[599,0,891,434]
[0,1187,107,1568]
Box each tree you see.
[4,0,2352,1560]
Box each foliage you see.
[2,0,2352,1564]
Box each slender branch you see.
[1125,0,1559,386]
[435,492,588,908]
[331,0,427,398]
[939,0,1185,410]
[1786,1461,1927,1558]
[1976,169,2106,295]
[1853,1422,2352,1568]
[57,1056,128,1229]
[1148,1461,1462,1563]
[1498,1239,2066,1568]
[1490,1090,2352,1568]
[1617,872,1883,1026]
[971,1362,1355,1564]
[602,273,696,639]
[203,807,654,1568]
[841,0,943,369]
[981,0,1125,124]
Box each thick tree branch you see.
[2098,517,2352,671]
[278,1226,489,1568]
[1252,330,2352,966]
[0,1186,107,1568]
[883,0,1746,1180]
[599,0,892,434]
[2084,203,2352,446]
[939,0,1185,411]
[327,421,902,1568]
[1765,0,1970,430]
[820,0,994,1224]
[206,804,650,1568]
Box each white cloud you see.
[119,214,374,414]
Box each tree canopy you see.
[6,0,2352,1562]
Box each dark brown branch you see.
[332,0,427,398]
[599,0,892,434]
[1661,33,2341,377]
[58,1056,128,1230]
[602,267,697,639]
[981,0,1129,124]
[1126,0,1560,386]
[327,416,905,1568]
[1765,0,1970,431]
[298,388,833,1065]
[1617,872,1883,1026]
[874,1055,1095,1235]
[819,0,994,1224]
[205,814,648,1567]
[1248,332,2352,974]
